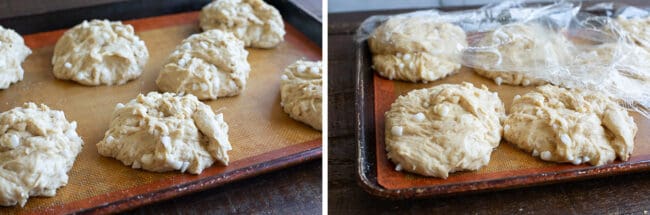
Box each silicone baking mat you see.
[0,11,321,214]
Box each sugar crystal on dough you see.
[391,126,403,136]
[414,112,426,121]
[540,151,552,161]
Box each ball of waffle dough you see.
[504,85,637,166]
[0,103,83,207]
[470,23,573,86]
[52,20,148,86]
[368,16,467,83]
[385,82,505,178]
[616,16,650,52]
[156,29,250,100]
[199,0,285,48]
[0,26,31,89]
[280,60,322,130]
[97,92,231,174]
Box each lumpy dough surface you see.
[616,16,650,51]
[0,103,83,207]
[368,16,467,83]
[97,92,231,174]
[504,85,637,166]
[471,23,573,86]
[199,0,285,48]
[385,82,505,178]
[156,29,250,100]
[280,60,322,130]
[0,26,31,89]
[52,20,148,86]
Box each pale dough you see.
[199,0,285,48]
[573,43,650,82]
[504,85,637,165]
[385,82,505,178]
[471,23,572,86]
[609,17,650,82]
[280,60,322,130]
[369,16,467,83]
[52,20,149,86]
[0,26,31,89]
[616,16,650,52]
[473,69,547,87]
[0,103,83,207]
[97,92,231,174]
[156,29,250,100]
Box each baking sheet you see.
[0,11,321,214]
[372,67,650,191]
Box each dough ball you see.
[369,16,467,83]
[156,29,250,100]
[0,103,83,207]
[616,16,650,51]
[385,82,505,178]
[199,0,285,48]
[97,92,231,174]
[573,43,650,81]
[0,26,31,89]
[470,23,572,86]
[608,17,650,81]
[504,85,637,166]
[280,60,322,130]
[473,69,547,87]
[52,20,149,86]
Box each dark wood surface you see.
[328,6,650,214]
[126,160,322,214]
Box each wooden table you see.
[328,7,650,214]
[127,160,321,214]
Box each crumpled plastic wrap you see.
[356,1,650,117]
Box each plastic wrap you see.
[356,1,650,117]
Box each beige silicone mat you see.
[0,12,321,213]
